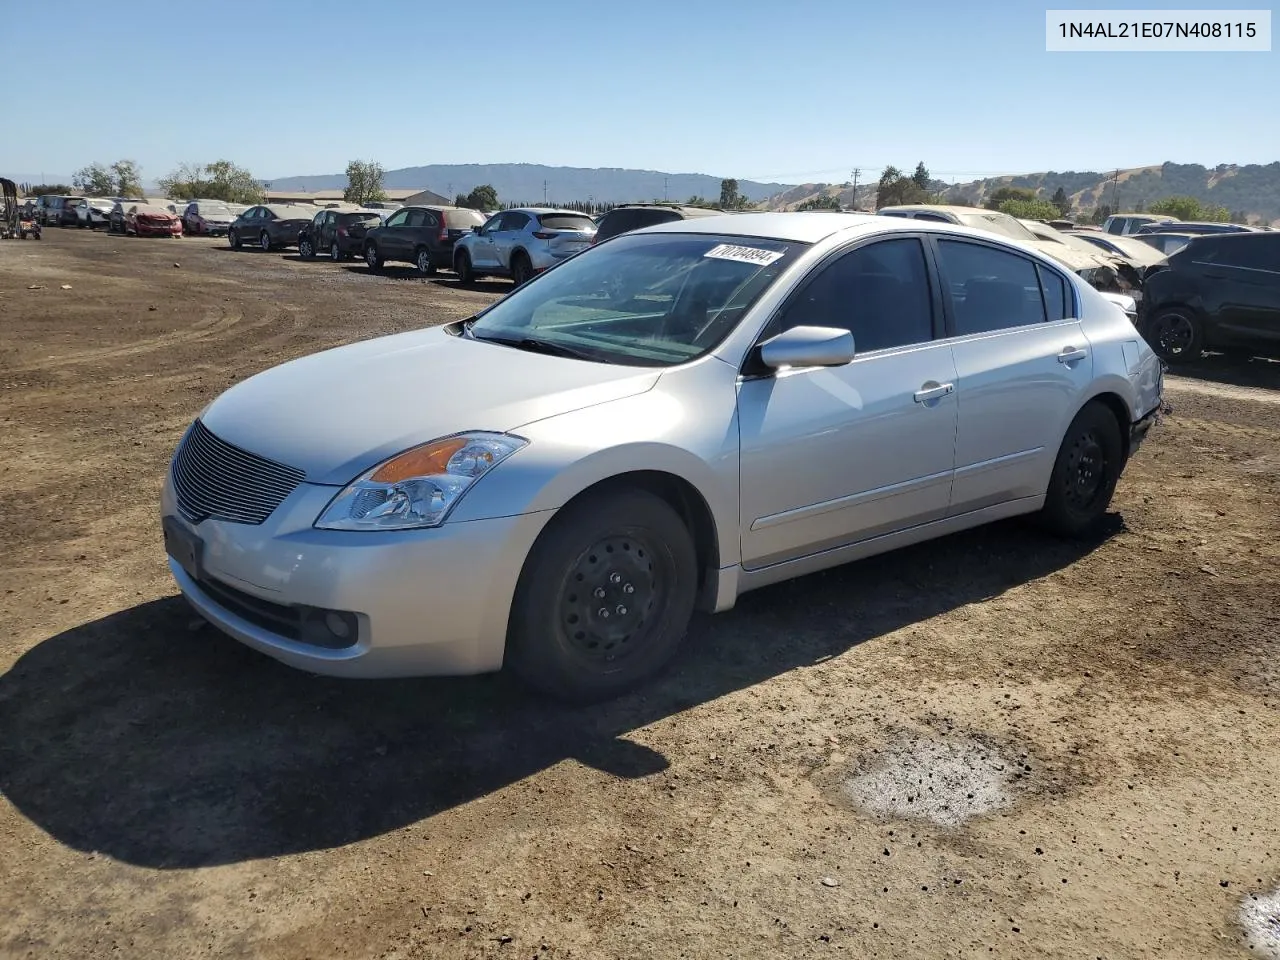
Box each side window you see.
[777,238,935,352]
[420,210,439,229]
[1037,263,1071,320]
[480,213,505,233]
[404,210,427,228]
[384,210,410,228]
[912,212,953,223]
[936,240,1046,335]
[503,212,531,232]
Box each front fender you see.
[450,371,742,567]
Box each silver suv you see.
[452,207,596,285]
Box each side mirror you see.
[472,225,483,233]
[759,325,855,370]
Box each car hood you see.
[200,326,662,485]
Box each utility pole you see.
[664,176,669,202]
[851,168,861,210]
[1108,168,1120,212]
[543,180,548,204]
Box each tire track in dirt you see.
[1165,375,1280,405]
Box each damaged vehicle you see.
[878,205,1141,319]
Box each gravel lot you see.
[1,229,1278,959]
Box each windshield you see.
[200,203,234,217]
[468,232,808,366]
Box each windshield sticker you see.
[703,243,784,267]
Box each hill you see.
[266,163,790,206]
[762,162,1280,224]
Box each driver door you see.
[737,236,959,569]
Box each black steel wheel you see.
[507,488,697,702]
[454,250,474,284]
[1038,402,1123,538]
[1145,307,1203,364]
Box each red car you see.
[125,203,183,237]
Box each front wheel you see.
[364,244,383,271]
[506,488,698,702]
[330,241,342,262]
[1145,307,1203,364]
[1037,402,1123,539]
[454,250,474,284]
[229,229,241,249]
[259,230,272,252]
[299,236,315,259]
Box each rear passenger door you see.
[934,237,1094,516]
[494,211,530,268]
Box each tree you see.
[112,160,143,197]
[985,186,1037,210]
[158,160,265,203]
[1050,186,1071,217]
[21,183,73,196]
[73,162,115,196]
[911,162,930,190]
[1087,203,1113,226]
[719,178,745,210]
[796,194,842,211]
[876,165,928,208]
[998,198,1062,221]
[457,184,499,211]
[343,159,386,205]
[1147,195,1230,222]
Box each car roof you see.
[503,206,591,216]
[637,211,985,244]
[608,203,725,218]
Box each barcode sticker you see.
[703,243,784,266]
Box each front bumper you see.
[161,476,553,678]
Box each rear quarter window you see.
[444,208,485,228]
[538,214,596,231]
[597,208,678,240]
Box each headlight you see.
[314,432,526,531]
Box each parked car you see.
[1134,232,1196,256]
[59,196,86,227]
[227,204,315,251]
[1019,218,1147,305]
[73,197,115,228]
[1140,232,1280,363]
[1103,214,1178,236]
[592,203,726,244]
[1068,231,1170,269]
[182,200,239,236]
[124,202,183,237]
[161,212,1162,701]
[452,207,597,285]
[1136,220,1254,236]
[35,195,68,226]
[359,205,486,274]
[298,208,387,261]
[107,198,146,233]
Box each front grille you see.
[198,574,303,640]
[171,419,305,525]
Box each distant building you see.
[402,188,451,206]
[262,187,427,206]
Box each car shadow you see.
[1167,352,1280,390]
[0,516,1121,868]
[429,277,513,294]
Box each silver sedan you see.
[161,213,1164,701]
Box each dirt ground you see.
[1,229,1278,960]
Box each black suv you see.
[362,205,487,275]
[298,209,385,261]
[592,203,726,244]
[1141,232,1280,362]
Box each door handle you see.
[1057,347,1088,364]
[913,382,955,404]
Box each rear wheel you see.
[415,246,435,276]
[506,488,697,702]
[1145,307,1203,364]
[510,251,533,286]
[454,250,474,284]
[1037,402,1123,539]
[364,243,383,271]
[259,230,272,252]
[229,229,241,249]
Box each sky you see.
[8,0,1278,187]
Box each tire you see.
[1037,402,1124,539]
[506,488,698,702]
[259,230,272,252]
[415,246,436,276]
[299,236,315,259]
[330,241,342,262]
[1144,306,1203,364]
[364,243,383,271]
[229,229,241,250]
[454,250,474,284]
[510,251,533,286]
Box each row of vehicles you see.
[26,193,249,237]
